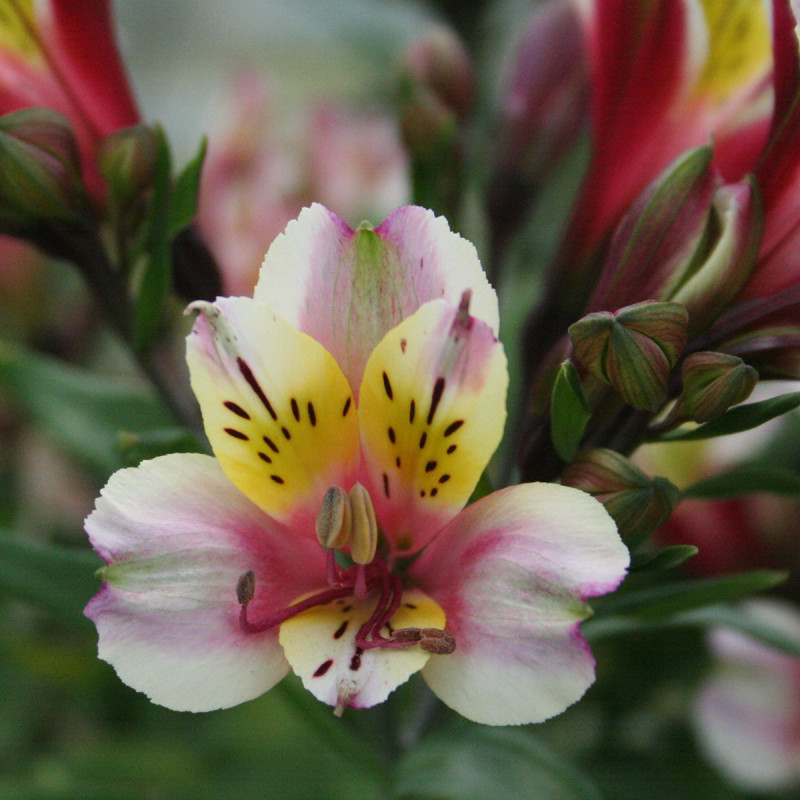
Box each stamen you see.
[349,483,378,565]
[354,563,368,599]
[392,627,456,654]
[316,486,351,550]
[238,581,353,634]
[326,548,340,585]
[419,628,457,654]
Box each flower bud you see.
[99,124,159,210]
[401,27,474,122]
[679,351,758,422]
[569,301,689,411]
[0,108,88,233]
[562,448,679,546]
[397,27,471,212]
[589,146,715,312]
[670,179,763,335]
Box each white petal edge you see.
[85,453,326,711]
[411,483,629,725]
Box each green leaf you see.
[0,534,101,625]
[394,727,603,800]
[683,464,800,498]
[592,569,787,621]
[0,341,173,475]
[117,427,206,465]
[133,126,173,352]
[550,360,592,462]
[168,137,207,237]
[658,389,800,441]
[630,545,698,572]
[585,603,800,657]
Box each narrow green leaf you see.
[550,360,592,462]
[0,342,173,475]
[585,603,800,657]
[394,727,603,800]
[168,137,207,237]
[684,464,800,498]
[593,569,787,620]
[133,126,173,352]
[658,390,800,441]
[117,427,206,465]
[630,545,698,572]
[0,534,101,625]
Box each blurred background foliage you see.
[1,0,800,798]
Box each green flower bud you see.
[99,124,159,210]
[569,300,689,411]
[0,108,88,233]
[562,448,679,547]
[680,351,758,422]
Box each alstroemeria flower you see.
[694,600,800,791]
[85,205,628,724]
[0,0,139,200]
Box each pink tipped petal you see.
[254,204,498,390]
[186,297,360,538]
[410,483,628,725]
[358,298,508,555]
[85,453,326,711]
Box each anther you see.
[348,483,378,565]
[420,628,456,654]
[315,486,351,550]
[237,570,255,605]
[392,626,456,654]
[391,628,423,643]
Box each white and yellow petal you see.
[186,297,360,537]
[254,204,499,391]
[410,483,629,725]
[84,453,327,711]
[358,297,508,554]
[279,588,444,712]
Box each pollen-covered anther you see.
[348,483,378,565]
[315,486,351,550]
[392,626,456,654]
[420,628,456,654]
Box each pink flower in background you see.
[84,205,628,723]
[695,599,800,792]
[0,0,139,200]
[197,75,409,296]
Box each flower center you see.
[235,485,455,656]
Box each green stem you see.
[45,221,203,437]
